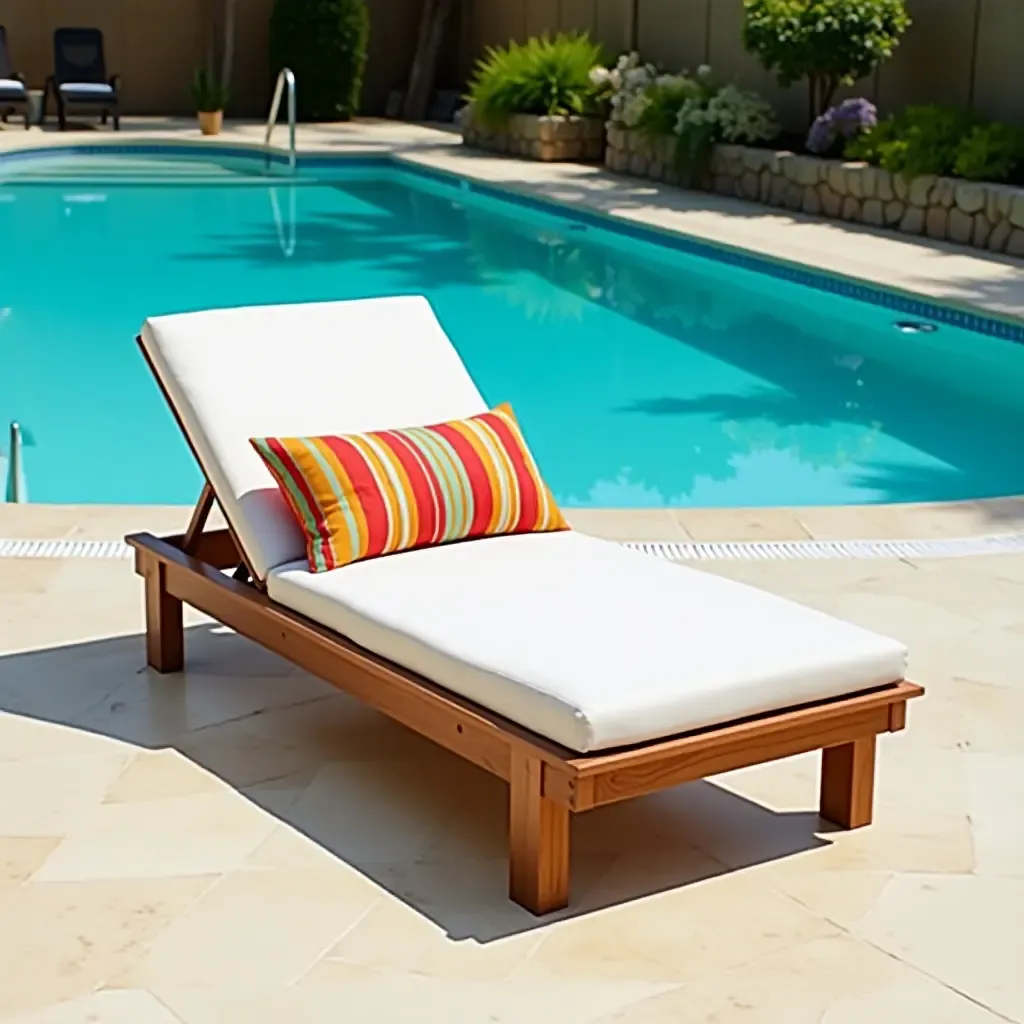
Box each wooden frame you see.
[127,490,922,915]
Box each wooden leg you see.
[509,754,570,915]
[820,736,876,829]
[144,562,184,673]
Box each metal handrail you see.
[5,421,26,503]
[265,68,296,173]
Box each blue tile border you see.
[3,142,1022,343]
[457,178,1024,344]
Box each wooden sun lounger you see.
[126,306,923,916]
[128,479,922,914]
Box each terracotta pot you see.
[197,110,223,136]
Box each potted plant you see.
[461,34,609,162]
[191,68,229,135]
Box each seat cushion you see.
[0,79,27,99]
[141,297,489,579]
[267,530,907,752]
[252,403,569,572]
[59,81,115,99]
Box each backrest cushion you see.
[251,403,569,572]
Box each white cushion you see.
[268,531,907,752]
[140,298,488,579]
[0,79,27,95]
[59,82,114,95]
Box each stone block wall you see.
[461,111,604,162]
[605,128,1024,257]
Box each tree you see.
[742,0,911,123]
[270,0,370,120]
[402,0,458,120]
[220,0,237,95]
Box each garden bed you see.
[605,129,1024,256]
[461,110,604,162]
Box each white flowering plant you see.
[596,56,778,180]
[596,52,660,128]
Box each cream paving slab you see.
[33,788,280,883]
[673,506,811,541]
[964,754,1024,878]
[855,873,1024,1022]
[102,749,224,805]
[116,868,383,989]
[591,932,1008,1023]
[151,971,675,1024]
[0,877,214,1018]
[0,752,133,837]
[6,989,186,1024]
[512,865,840,984]
[0,837,62,883]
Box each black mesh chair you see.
[0,26,30,129]
[44,27,120,130]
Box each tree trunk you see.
[220,0,237,95]
[402,0,457,121]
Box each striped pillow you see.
[251,403,569,572]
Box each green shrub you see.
[847,105,1024,183]
[954,122,1024,182]
[269,0,369,121]
[466,34,605,127]
[846,105,974,178]
[742,0,911,122]
[634,76,706,139]
[190,68,229,113]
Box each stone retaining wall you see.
[461,111,604,162]
[605,127,1024,257]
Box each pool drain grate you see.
[626,533,1024,561]
[0,538,133,560]
[2,533,1024,562]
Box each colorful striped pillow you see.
[251,403,569,572]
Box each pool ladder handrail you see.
[5,421,26,503]
[265,68,296,174]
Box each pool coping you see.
[2,124,1023,544]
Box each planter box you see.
[461,108,604,162]
[605,127,1024,257]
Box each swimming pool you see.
[3,146,1024,508]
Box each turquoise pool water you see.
[2,150,1024,507]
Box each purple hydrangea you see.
[807,98,878,155]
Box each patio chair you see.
[0,26,30,129]
[126,295,923,915]
[45,27,119,130]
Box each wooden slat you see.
[183,484,215,554]
[166,529,240,570]
[583,706,890,811]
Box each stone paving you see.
[0,542,1022,1022]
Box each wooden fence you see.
[1,0,1020,125]
[458,0,1024,128]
